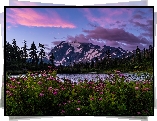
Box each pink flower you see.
[89,86,92,89]
[30,74,34,77]
[48,87,53,91]
[61,87,65,90]
[6,90,10,94]
[116,70,121,73]
[53,91,58,95]
[137,112,141,115]
[48,66,52,68]
[39,93,44,97]
[78,100,81,103]
[61,110,65,113]
[42,74,47,77]
[90,97,94,101]
[24,78,27,81]
[10,78,15,82]
[37,81,42,85]
[143,88,150,91]
[119,74,125,77]
[99,97,102,101]
[47,78,50,80]
[54,88,59,91]
[143,81,146,84]
[17,82,20,84]
[100,92,103,95]
[135,87,139,90]
[77,108,80,110]
[9,85,15,89]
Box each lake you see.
[8,73,153,83]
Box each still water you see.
[9,73,153,83]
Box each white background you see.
[0,0,156,121]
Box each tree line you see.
[6,39,153,75]
[6,39,55,74]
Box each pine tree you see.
[38,43,46,65]
[29,41,38,64]
[21,40,28,63]
[49,53,55,67]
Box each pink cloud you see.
[6,8,76,28]
[51,26,151,51]
[82,27,151,50]
[82,8,133,28]
[83,27,150,44]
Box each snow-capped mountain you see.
[48,41,135,66]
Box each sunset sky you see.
[6,7,153,56]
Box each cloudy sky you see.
[6,7,153,55]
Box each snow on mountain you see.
[48,41,134,66]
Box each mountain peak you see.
[48,42,133,66]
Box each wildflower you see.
[24,78,27,81]
[30,74,34,77]
[54,88,59,91]
[61,110,65,113]
[135,87,139,90]
[10,78,15,82]
[8,93,13,97]
[116,70,121,73]
[63,102,66,105]
[48,87,53,91]
[39,93,44,97]
[61,87,65,90]
[137,112,141,115]
[78,100,81,103]
[100,92,103,95]
[47,78,50,80]
[89,86,92,89]
[37,81,42,85]
[99,97,102,101]
[17,82,20,84]
[143,88,150,91]
[77,108,80,110]
[90,97,94,101]
[6,90,10,94]
[48,66,52,68]
[9,85,15,89]
[53,91,58,95]
[42,74,47,77]
[68,100,71,103]
[119,74,125,78]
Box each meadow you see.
[6,67,154,116]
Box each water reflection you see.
[9,73,153,83]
